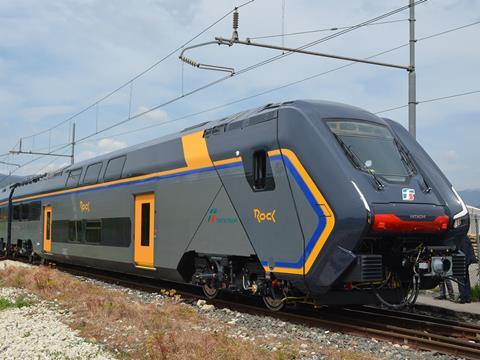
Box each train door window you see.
[251,150,275,191]
[104,156,126,181]
[141,203,150,246]
[134,193,155,268]
[83,162,102,185]
[66,168,82,187]
[46,213,51,239]
[43,206,52,253]
[85,220,102,243]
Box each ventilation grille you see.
[361,255,383,281]
[451,253,466,279]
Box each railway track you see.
[2,258,479,359]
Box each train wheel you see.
[263,296,285,311]
[202,284,220,299]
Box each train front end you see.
[279,101,469,307]
[332,119,468,307]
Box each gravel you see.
[0,288,114,360]
[195,302,455,360]
[0,270,466,360]
[72,276,457,360]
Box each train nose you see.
[370,203,449,234]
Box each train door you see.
[134,193,155,269]
[43,205,52,253]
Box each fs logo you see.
[207,208,217,224]
[402,188,415,201]
[207,208,238,224]
[79,201,91,212]
[253,208,276,223]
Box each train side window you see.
[104,156,126,181]
[252,150,275,192]
[20,204,29,221]
[13,205,20,220]
[0,207,7,221]
[83,162,102,184]
[85,220,101,243]
[29,202,41,221]
[66,168,82,187]
[253,151,267,190]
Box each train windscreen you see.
[327,120,412,180]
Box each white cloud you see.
[137,106,169,122]
[97,138,127,153]
[1,0,479,189]
[445,150,459,162]
[76,150,97,162]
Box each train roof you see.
[0,99,382,199]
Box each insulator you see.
[233,10,239,30]
[182,56,198,67]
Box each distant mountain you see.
[0,173,24,189]
[459,189,480,208]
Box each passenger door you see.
[43,205,52,253]
[134,193,155,269]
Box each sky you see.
[0,0,479,190]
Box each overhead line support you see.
[214,37,411,71]
[408,0,417,138]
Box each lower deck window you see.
[52,218,131,247]
[85,221,101,243]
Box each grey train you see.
[0,100,469,310]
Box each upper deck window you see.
[83,162,102,184]
[104,156,126,181]
[327,120,413,180]
[66,168,82,187]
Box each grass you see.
[0,266,370,360]
[471,284,480,302]
[0,295,33,311]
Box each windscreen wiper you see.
[394,139,415,175]
[333,134,384,191]
[394,139,431,193]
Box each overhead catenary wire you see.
[5,15,478,174]
[0,0,256,177]
[12,0,256,143]
[249,19,409,40]
[236,0,427,76]
[71,1,427,147]
[375,90,480,114]
[3,3,476,178]
[0,142,72,185]
[73,18,480,146]
[13,0,426,155]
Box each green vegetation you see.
[0,296,33,311]
[471,284,480,302]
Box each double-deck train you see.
[0,100,469,310]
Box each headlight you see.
[453,214,469,229]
